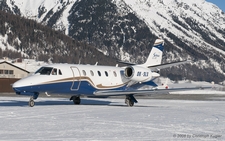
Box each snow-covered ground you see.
[0,97,224,140]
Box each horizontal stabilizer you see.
[149,60,192,71]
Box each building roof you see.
[0,58,48,73]
[0,61,30,73]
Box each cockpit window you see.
[35,67,53,75]
[52,68,57,75]
[59,69,62,75]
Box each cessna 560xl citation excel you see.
[13,39,197,107]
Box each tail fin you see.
[141,39,164,67]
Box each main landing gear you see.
[70,96,81,105]
[125,95,138,107]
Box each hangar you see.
[0,61,29,93]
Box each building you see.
[0,58,48,93]
[0,61,29,93]
[0,61,30,79]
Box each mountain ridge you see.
[0,10,117,65]
[0,0,225,82]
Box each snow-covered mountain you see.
[1,0,225,82]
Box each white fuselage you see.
[12,64,136,96]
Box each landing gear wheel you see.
[29,97,35,107]
[72,96,81,105]
[125,98,134,107]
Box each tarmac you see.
[1,92,225,101]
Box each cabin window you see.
[35,67,53,75]
[97,71,101,76]
[59,69,62,75]
[113,71,117,77]
[0,70,3,74]
[105,71,108,77]
[90,70,94,76]
[82,70,86,76]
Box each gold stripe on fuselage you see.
[40,76,127,89]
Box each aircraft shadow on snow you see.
[0,98,116,107]
[0,98,165,108]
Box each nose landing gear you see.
[29,97,35,107]
[28,93,39,107]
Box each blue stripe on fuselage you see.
[14,80,127,96]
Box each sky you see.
[206,0,225,12]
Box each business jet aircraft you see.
[13,39,196,107]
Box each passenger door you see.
[70,67,81,90]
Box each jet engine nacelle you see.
[124,66,152,82]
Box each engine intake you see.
[124,66,153,82]
[125,67,134,78]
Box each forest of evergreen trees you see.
[0,10,117,65]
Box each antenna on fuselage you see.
[95,62,98,66]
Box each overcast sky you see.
[206,0,225,12]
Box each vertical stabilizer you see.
[141,39,164,67]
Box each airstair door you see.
[70,67,81,91]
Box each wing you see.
[149,60,191,71]
[94,86,211,96]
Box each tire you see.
[29,100,35,107]
[128,100,134,107]
[73,96,81,105]
[125,98,134,107]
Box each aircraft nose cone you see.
[12,79,31,93]
[13,77,33,88]
[12,81,22,94]
[12,80,24,89]
[13,88,21,94]
[12,81,19,88]
[12,79,36,96]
